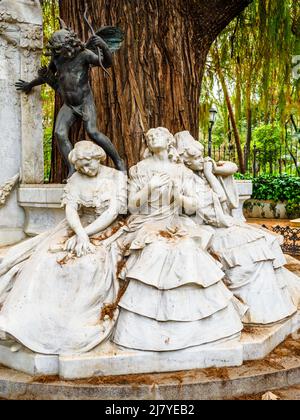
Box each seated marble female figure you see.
[175,131,300,325]
[113,127,245,352]
[0,141,127,355]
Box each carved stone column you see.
[0,0,43,245]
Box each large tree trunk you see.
[50,0,252,182]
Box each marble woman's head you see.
[144,128,180,162]
[69,141,107,177]
[175,131,205,171]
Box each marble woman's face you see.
[76,158,100,177]
[147,130,170,153]
[186,149,204,171]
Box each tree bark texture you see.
[51,0,252,182]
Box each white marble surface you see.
[242,312,300,360]
[16,181,253,236]
[18,185,65,236]
[0,0,43,246]
[232,180,253,221]
[0,0,42,26]
[59,339,244,380]
[0,129,298,379]
[0,312,298,379]
[0,340,58,376]
[1,126,298,378]
[235,180,253,196]
[174,132,299,326]
[0,143,127,356]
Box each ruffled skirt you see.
[0,220,120,355]
[114,233,244,351]
[210,225,298,325]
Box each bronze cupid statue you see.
[16,12,126,176]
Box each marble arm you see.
[178,181,198,216]
[179,195,197,216]
[128,185,150,214]
[213,161,238,177]
[84,204,119,237]
[204,162,227,202]
[65,204,87,238]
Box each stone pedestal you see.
[0,0,43,246]
[0,311,298,379]
[232,180,253,222]
[18,185,65,236]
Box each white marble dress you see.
[193,172,300,325]
[113,160,244,352]
[0,167,127,355]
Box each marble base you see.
[0,341,58,376]
[0,228,26,247]
[59,338,243,380]
[242,313,300,360]
[0,311,299,380]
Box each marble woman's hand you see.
[65,234,95,257]
[65,235,77,253]
[149,174,171,191]
[172,182,182,205]
[203,160,214,174]
[74,233,96,258]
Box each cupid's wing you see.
[95,26,125,53]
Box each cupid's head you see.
[175,131,205,171]
[47,18,84,58]
[69,141,107,177]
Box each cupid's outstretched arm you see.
[15,76,45,94]
[15,60,58,94]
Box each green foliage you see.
[253,124,282,171]
[43,126,53,182]
[201,0,300,159]
[286,200,300,218]
[251,175,300,203]
[41,0,59,181]
[234,173,253,180]
[253,124,282,150]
